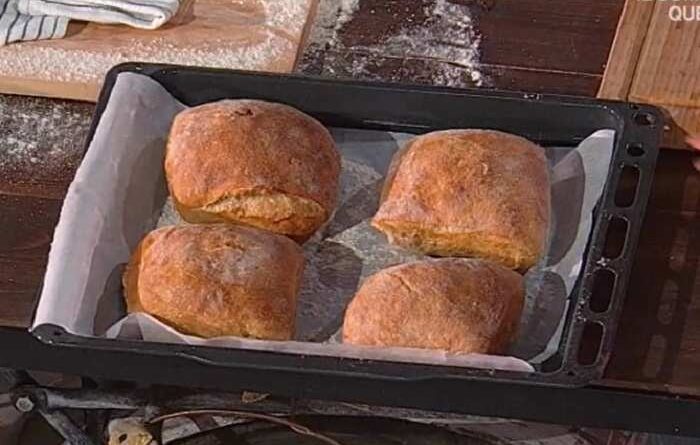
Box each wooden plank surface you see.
[0,95,91,327]
[599,0,700,149]
[476,0,623,95]
[597,0,655,100]
[628,2,700,148]
[301,0,624,96]
[0,195,63,327]
[0,0,316,101]
[629,2,700,108]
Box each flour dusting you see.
[0,32,293,83]
[0,0,314,84]
[0,95,91,180]
[303,0,359,50]
[260,0,313,32]
[381,0,484,86]
[335,0,361,33]
[300,0,486,88]
[157,197,186,228]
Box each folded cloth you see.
[0,0,179,46]
[0,0,69,45]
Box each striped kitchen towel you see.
[0,0,179,46]
[0,0,69,45]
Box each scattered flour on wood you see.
[303,0,359,50]
[260,0,313,32]
[0,0,315,84]
[379,0,485,86]
[302,0,485,88]
[0,96,91,173]
[335,0,361,33]
[0,32,293,83]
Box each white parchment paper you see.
[33,73,615,373]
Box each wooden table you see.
[2,0,700,435]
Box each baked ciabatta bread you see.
[372,130,550,271]
[342,258,524,354]
[165,100,341,242]
[123,224,304,340]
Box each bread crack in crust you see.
[373,129,550,271]
[165,100,341,242]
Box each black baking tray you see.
[32,63,662,393]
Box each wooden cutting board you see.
[599,0,700,149]
[0,0,317,102]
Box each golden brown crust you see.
[342,258,524,354]
[165,100,341,240]
[372,129,550,271]
[122,224,304,340]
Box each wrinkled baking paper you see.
[34,72,615,372]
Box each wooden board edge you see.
[597,0,655,100]
[0,76,99,102]
[294,0,321,70]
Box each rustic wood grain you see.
[475,0,622,74]
[299,0,487,88]
[0,93,89,324]
[0,95,91,198]
[629,2,700,107]
[597,0,655,100]
[601,0,700,149]
[0,194,63,327]
[301,0,624,95]
[662,105,700,150]
[479,65,603,97]
[629,2,700,150]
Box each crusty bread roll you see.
[372,130,550,271]
[165,100,341,241]
[343,259,524,354]
[123,224,304,340]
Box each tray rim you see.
[30,62,664,390]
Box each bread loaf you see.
[372,129,550,271]
[123,224,304,340]
[165,100,341,241]
[342,258,524,354]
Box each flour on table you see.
[335,0,361,34]
[0,95,91,177]
[304,0,360,48]
[376,0,484,86]
[0,0,315,84]
[0,33,293,84]
[261,0,314,32]
[301,0,486,88]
